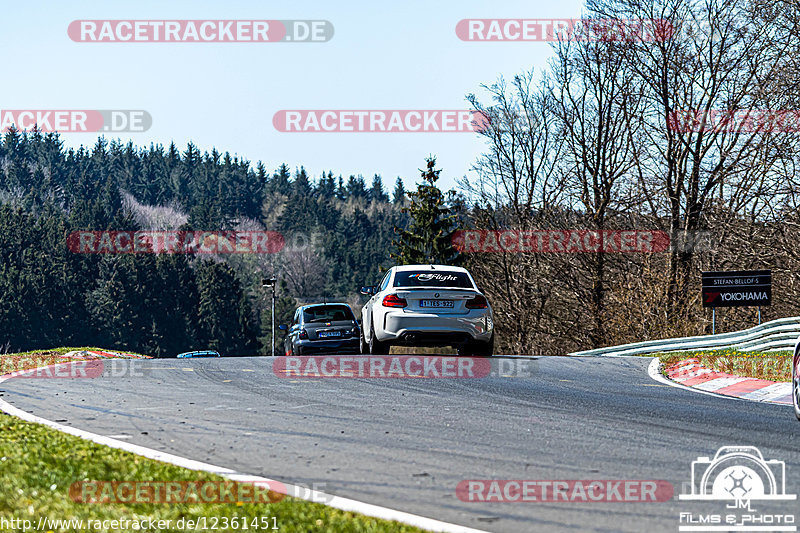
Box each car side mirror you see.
[278,324,288,331]
[360,286,375,296]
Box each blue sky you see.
[2,0,585,191]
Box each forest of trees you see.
[0,130,407,355]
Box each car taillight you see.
[299,329,309,339]
[382,294,407,308]
[466,295,489,309]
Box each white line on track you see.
[0,372,487,533]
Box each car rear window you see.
[303,305,355,323]
[393,271,474,288]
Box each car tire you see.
[458,335,494,357]
[793,351,800,421]
[477,334,495,357]
[369,320,390,355]
[359,328,369,354]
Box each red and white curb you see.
[0,350,151,379]
[650,357,792,405]
[63,349,150,360]
[0,355,487,533]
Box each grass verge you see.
[0,349,425,533]
[654,349,792,382]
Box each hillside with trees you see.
[0,130,406,355]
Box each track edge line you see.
[0,375,487,533]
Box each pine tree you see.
[317,171,336,199]
[293,166,313,197]
[392,177,406,205]
[346,175,367,199]
[195,260,256,354]
[391,157,460,266]
[369,174,388,203]
[336,175,346,200]
[270,164,292,195]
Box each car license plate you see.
[420,300,454,308]
[318,331,341,338]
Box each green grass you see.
[655,349,792,382]
[0,349,425,532]
[0,347,149,377]
[0,347,148,358]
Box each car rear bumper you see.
[295,338,360,355]
[377,310,493,345]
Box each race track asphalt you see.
[3,355,799,532]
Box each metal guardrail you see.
[569,316,800,357]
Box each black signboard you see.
[701,270,771,308]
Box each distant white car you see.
[359,265,494,356]
[176,350,221,358]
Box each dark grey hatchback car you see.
[279,303,360,356]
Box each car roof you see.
[392,264,469,273]
[176,350,220,357]
[301,303,353,310]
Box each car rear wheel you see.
[369,320,390,355]
[458,335,494,357]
